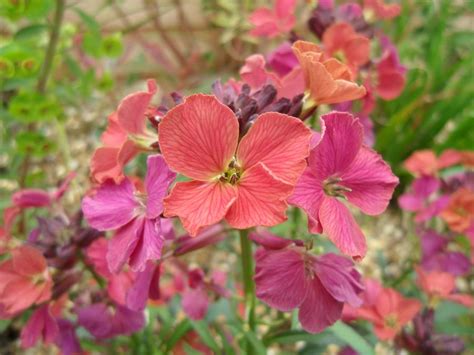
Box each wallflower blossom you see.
[403,149,462,177]
[292,41,366,106]
[249,0,296,38]
[363,0,401,21]
[417,267,474,308]
[419,230,470,276]
[356,287,421,340]
[159,94,311,236]
[267,42,299,77]
[239,54,304,100]
[322,22,370,76]
[90,80,158,184]
[289,112,398,259]
[82,154,176,273]
[0,245,52,316]
[252,231,363,333]
[440,188,474,233]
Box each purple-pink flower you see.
[253,232,363,333]
[82,154,176,273]
[289,112,399,259]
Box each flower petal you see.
[288,168,325,234]
[107,218,143,273]
[225,163,293,229]
[144,155,176,219]
[129,218,164,272]
[117,79,157,135]
[182,287,209,320]
[158,94,239,181]
[164,180,237,236]
[298,277,343,333]
[82,179,138,231]
[310,112,363,179]
[341,146,399,215]
[89,147,122,184]
[255,248,308,311]
[237,112,312,184]
[319,197,367,259]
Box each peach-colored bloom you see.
[440,188,474,233]
[292,40,366,105]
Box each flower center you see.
[384,314,399,329]
[134,191,147,215]
[220,159,242,185]
[323,176,352,198]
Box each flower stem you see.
[239,229,256,334]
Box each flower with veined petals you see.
[416,267,474,308]
[322,22,370,76]
[440,188,474,233]
[249,0,296,38]
[82,154,176,273]
[158,94,312,236]
[90,80,158,184]
[252,231,363,333]
[356,287,421,340]
[0,245,52,317]
[289,112,398,259]
[292,41,366,107]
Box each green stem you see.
[239,229,256,335]
[291,207,300,238]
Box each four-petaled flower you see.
[158,94,312,236]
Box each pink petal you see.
[174,225,226,256]
[249,230,297,250]
[310,112,363,179]
[237,112,312,184]
[399,192,424,211]
[107,218,143,273]
[126,262,156,311]
[158,94,239,181]
[225,163,293,229]
[445,294,474,308]
[255,248,308,311]
[82,179,138,230]
[298,277,343,333]
[240,54,272,89]
[129,218,164,272]
[108,271,134,305]
[101,112,127,147]
[164,180,237,236]
[90,147,123,184]
[11,245,47,276]
[144,154,176,219]
[315,253,363,307]
[275,0,297,19]
[182,287,209,320]
[21,305,58,348]
[341,146,399,215]
[376,71,405,100]
[319,197,367,259]
[288,168,325,234]
[12,189,51,208]
[86,238,111,278]
[117,79,157,135]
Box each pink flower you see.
[20,302,63,349]
[90,80,158,184]
[356,287,421,340]
[249,0,296,38]
[82,154,176,273]
[404,149,463,177]
[417,267,474,308]
[267,42,299,77]
[158,94,312,236]
[253,232,363,333]
[363,0,401,20]
[239,54,304,99]
[289,112,398,259]
[77,302,144,339]
[0,246,52,317]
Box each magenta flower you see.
[20,304,58,349]
[77,302,144,339]
[289,112,399,259]
[267,42,299,77]
[253,232,363,333]
[82,154,176,273]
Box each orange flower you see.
[0,246,52,317]
[292,40,366,106]
[441,188,474,233]
[322,22,370,76]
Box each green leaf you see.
[164,319,192,352]
[190,320,220,352]
[330,322,375,355]
[14,24,48,41]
